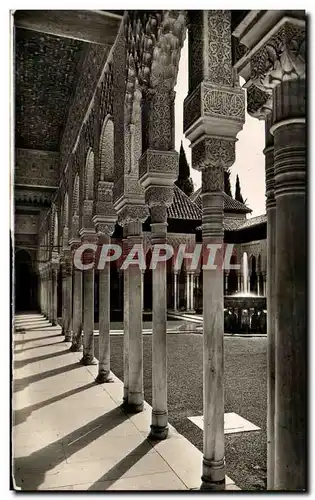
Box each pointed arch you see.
[99,115,114,181]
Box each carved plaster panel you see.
[207,11,233,86]
[15,149,60,187]
[15,213,39,235]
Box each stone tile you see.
[188,412,260,434]
[152,434,202,489]
[64,434,153,464]
[72,471,187,491]
[16,450,171,490]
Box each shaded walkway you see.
[13,313,240,491]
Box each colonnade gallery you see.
[14,10,306,491]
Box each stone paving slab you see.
[13,313,240,491]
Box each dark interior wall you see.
[15,248,38,312]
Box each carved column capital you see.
[117,204,149,228]
[192,137,235,171]
[250,20,305,92]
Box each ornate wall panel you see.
[15,149,60,187]
[60,43,110,169]
[15,213,39,235]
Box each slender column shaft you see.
[150,222,168,438]
[190,274,195,311]
[264,117,276,489]
[64,271,72,342]
[123,245,129,402]
[96,234,112,383]
[174,272,178,311]
[127,221,144,412]
[201,172,225,490]
[71,268,82,351]
[48,271,52,322]
[51,269,58,326]
[273,81,306,490]
[81,268,96,365]
[185,272,189,311]
[61,275,66,335]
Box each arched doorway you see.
[15,249,38,312]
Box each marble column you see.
[264,114,276,490]
[47,267,52,323]
[185,272,190,311]
[61,270,66,335]
[51,267,58,326]
[122,228,129,403]
[190,273,195,312]
[150,219,168,438]
[63,254,72,342]
[173,272,178,311]
[272,79,306,490]
[127,220,144,412]
[200,167,225,489]
[139,84,180,438]
[81,264,96,365]
[70,244,83,352]
[94,225,115,383]
[184,11,245,488]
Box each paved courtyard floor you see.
[13,314,240,491]
[97,329,267,491]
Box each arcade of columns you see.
[36,11,305,491]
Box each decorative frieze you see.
[184,82,245,135]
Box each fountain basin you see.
[224,295,267,334]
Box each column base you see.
[200,479,225,491]
[80,355,97,366]
[149,424,168,440]
[123,401,144,413]
[201,458,225,488]
[69,343,82,352]
[186,309,196,314]
[95,370,113,384]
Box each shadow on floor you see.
[14,406,137,491]
[14,334,62,345]
[13,363,83,393]
[87,440,155,490]
[13,382,96,426]
[14,349,72,369]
